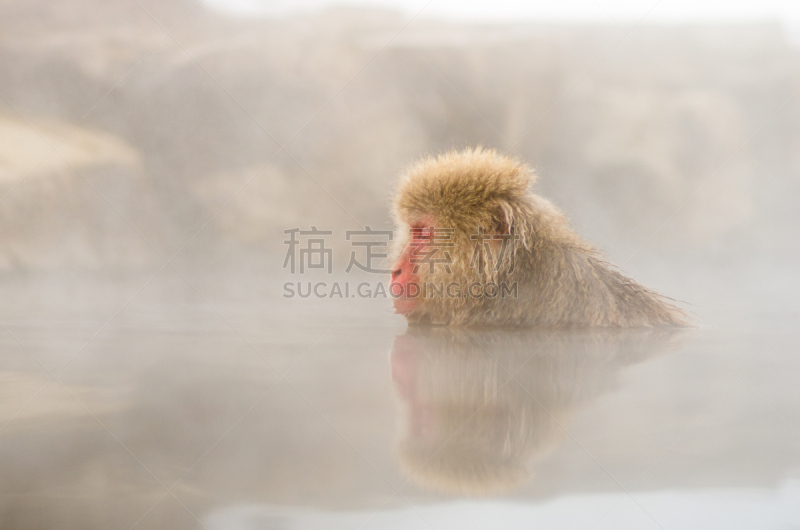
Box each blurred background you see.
[1,1,800,529]
[2,0,800,281]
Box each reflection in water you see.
[3,275,798,529]
[391,327,683,496]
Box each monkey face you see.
[390,216,513,323]
[390,219,434,315]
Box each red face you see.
[390,220,433,315]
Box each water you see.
[0,269,797,529]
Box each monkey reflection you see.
[390,327,681,496]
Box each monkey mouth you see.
[393,296,420,315]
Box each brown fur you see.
[392,147,690,327]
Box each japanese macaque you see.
[390,327,682,496]
[390,148,689,327]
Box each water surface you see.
[0,270,798,529]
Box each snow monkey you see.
[389,148,689,327]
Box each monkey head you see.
[390,147,538,326]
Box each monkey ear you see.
[494,204,514,235]
[497,217,510,235]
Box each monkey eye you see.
[410,225,433,243]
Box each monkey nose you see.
[391,266,402,279]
